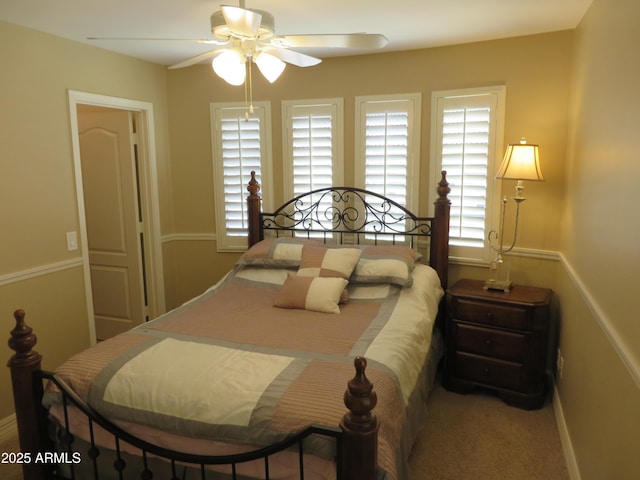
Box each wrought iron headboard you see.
[260,186,434,248]
[247,170,451,288]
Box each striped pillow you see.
[350,245,419,287]
[274,274,349,314]
[237,237,322,268]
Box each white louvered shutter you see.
[442,105,491,248]
[283,100,343,235]
[431,87,505,262]
[293,112,333,231]
[364,110,409,206]
[292,113,333,193]
[221,116,262,236]
[212,103,272,251]
[355,95,421,240]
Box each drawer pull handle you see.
[486,312,493,319]
[483,367,490,375]
[484,339,492,346]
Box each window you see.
[282,99,343,235]
[354,94,421,238]
[430,86,506,263]
[211,102,273,251]
[355,94,421,209]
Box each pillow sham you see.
[274,274,348,314]
[350,245,419,287]
[237,237,322,268]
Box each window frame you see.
[354,93,422,213]
[429,86,506,265]
[210,101,273,252]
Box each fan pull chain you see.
[244,59,254,121]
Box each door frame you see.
[68,90,166,343]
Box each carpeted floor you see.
[410,379,569,479]
[1,379,568,480]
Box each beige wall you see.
[0,21,172,419]
[556,0,640,478]
[164,30,574,306]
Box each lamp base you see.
[483,278,513,292]
[485,255,512,292]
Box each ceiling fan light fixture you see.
[212,49,246,85]
[255,52,286,83]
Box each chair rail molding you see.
[559,252,640,390]
[0,258,83,287]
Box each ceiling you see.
[1,0,593,67]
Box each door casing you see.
[68,90,166,344]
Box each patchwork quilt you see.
[44,261,443,480]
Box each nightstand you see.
[443,278,553,410]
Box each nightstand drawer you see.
[454,352,524,391]
[454,323,527,362]
[454,297,530,330]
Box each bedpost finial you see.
[8,309,40,364]
[247,170,260,197]
[342,356,377,431]
[340,356,379,479]
[437,170,451,202]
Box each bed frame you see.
[8,172,450,480]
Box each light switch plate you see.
[66,231,78,251]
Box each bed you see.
[8,171,451,480]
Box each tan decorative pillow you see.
[297,245,361,304]
[274,274,348,314]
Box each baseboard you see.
[552,385,581,480]
[0,414,17,444]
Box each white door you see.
[78,106,147,340]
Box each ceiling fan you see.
[92,1,388,85]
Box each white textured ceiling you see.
[0,0,593,66]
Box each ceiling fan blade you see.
[169,49,225,69]
[267,48,321,68]
[276,33,388,50]
[221,5,262,37]
[87,37,228,45]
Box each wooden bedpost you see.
[7,310,47,480]
[247,170,262,248]
[430,170,451,290]
[340,356,378,480]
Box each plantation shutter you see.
[364,111,410,205]
[291,112,333,194]
[283,100,343,234]
[442,104,491,248]
[430,87,505,262]
[221,116,262,236]
[211,102,272,251]
[355,95,421,240]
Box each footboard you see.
[8,310,378,480]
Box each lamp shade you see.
[495,138,544,181]
[212,50,246,86]
[255,52,286,83]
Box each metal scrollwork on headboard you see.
[262,186,433,246]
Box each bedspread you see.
[44,263,443,480]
